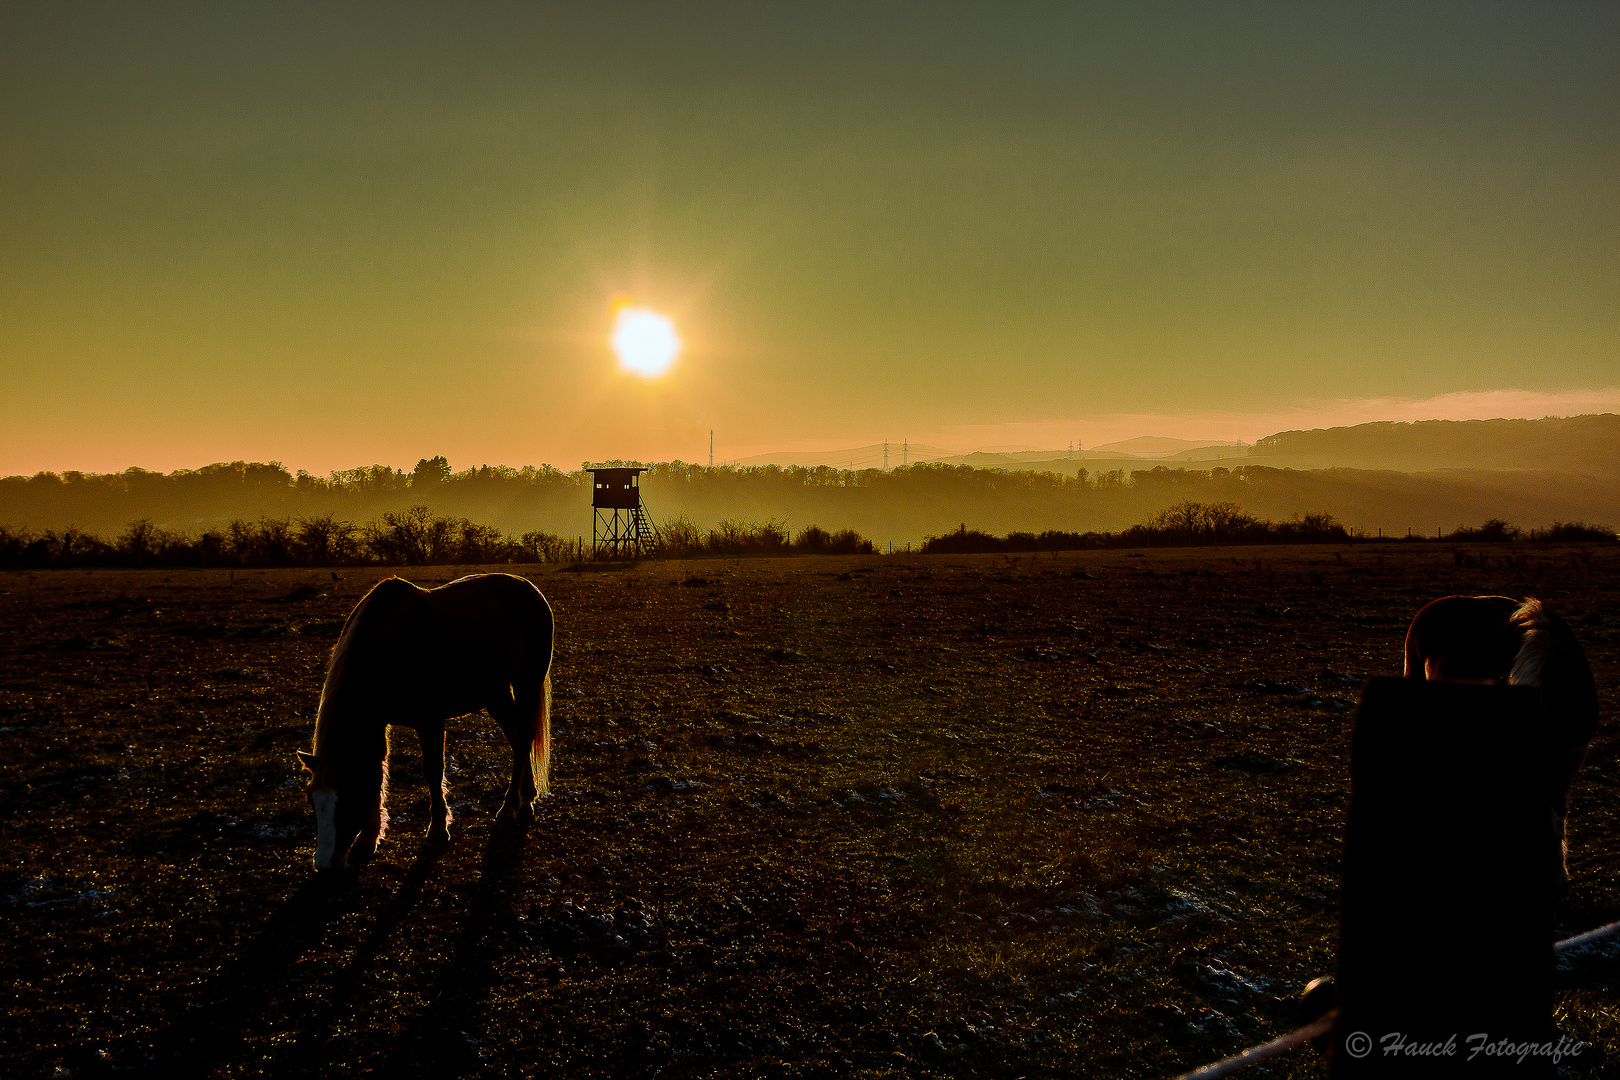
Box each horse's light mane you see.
[1507,597,1553,689]
[311,577,418,787]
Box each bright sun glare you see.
[611,306,680,376]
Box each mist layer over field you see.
[3,417,1616,550]
[3,461,1616,553]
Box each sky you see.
[2,2,1616,475]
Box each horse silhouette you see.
[297,573,554,871]
[1402,594,1599,884]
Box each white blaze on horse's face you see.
[311,788,341,870]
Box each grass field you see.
[3,544,1617,1078]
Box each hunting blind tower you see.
[589,467,656,559]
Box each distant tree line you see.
[921,502,1350,553]
[0,507,572,570]
[1441,519,1615,543]
[920,503,1614,554]
[0,508,878,569]
[0,456,1387,536]
[655,518,875,558]
[0,495,1610,570]
[4,456,1618,549]
[0,459,581,536]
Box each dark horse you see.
[1403,594,1599,886]
[297,573,554,871]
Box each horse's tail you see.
[533,669,552,794]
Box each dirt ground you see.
[3,544,1618,1079]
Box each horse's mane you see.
[311,577,421,783]
[1506,597,1553,689]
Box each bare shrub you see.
[1270,511,1351,543]
[362,506,530,565]
[47,526,107,566]
[1444,518,1521,543]
[1535,521,1616,542]
[365,505,433,564]
[225,519,257,564]
[656,515,705,558]
[421,511,458,563]
[256,518,294,565]
[793,524,875,555]
[194,531,227,566]
[0,524,38,568]
[920,525,1006,554]
[794,524,832,552]
[116,519,162,567]
[825,528,875,555]
[453,520,511,564]
[710,519,789,556]
[295,514,360,565]
[1133,500,1265,545]
[518,529,572,563]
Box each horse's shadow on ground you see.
[117,843,449,1079]
[328,841,453,1003]
[375,823,534,1078]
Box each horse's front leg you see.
[350,726,392,865]
[421,720,452,844]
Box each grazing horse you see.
[1403,594,1599,884]
[296,573,554,872]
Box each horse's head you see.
[297,749,375,872]
[1403,595,1523,682]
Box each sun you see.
[611,306,680,377]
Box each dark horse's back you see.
[340,573,554,727]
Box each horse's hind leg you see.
[489,692,530,825]
[420,719,451,844]
[493,675,548,825]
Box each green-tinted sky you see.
[2,2,1616,473]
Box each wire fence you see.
[1169,919,1620,1079]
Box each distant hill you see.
[733,443,954,469]
[1250,414,1620,473]
[735,437,1244,470]
[1088,436,1244,457]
